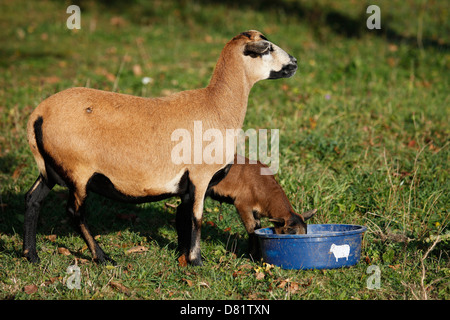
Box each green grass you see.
[0,0,449,300]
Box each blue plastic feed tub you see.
[255,224,367,270]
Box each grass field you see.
[0,0,449,300]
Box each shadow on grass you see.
[78,0,450,51]
[0,188,248,263]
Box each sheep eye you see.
[259,44,272,56]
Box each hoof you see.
[24,251,40,264]
[94,254,116,266]
[189,256,203,266]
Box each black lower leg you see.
[176,197,203,265]
[176,199,193,259]
[66,192,115,265]
[248,233,261,261]
[248,218,262,261]
[23,175,54,263]
[188,217,203,266]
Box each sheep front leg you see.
[188,187,208,266]
[179,181,208,266]
[235,202,262,261]
[176,198,192,259]
[176,181,206,266]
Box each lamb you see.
[24,30,297,265]
[204,155,316,259]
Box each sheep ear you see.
[269,217,285,227]
[301,209,317,221]
[244,41,270,58]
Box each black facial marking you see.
[243,50,260,59]
[268,55,298,79]
[243,41,271,58]
[240,32,252,39]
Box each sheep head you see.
[237,30,298,83]
[269,209,317,235]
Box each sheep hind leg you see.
[23,175,55,263]
[66,190,116,265]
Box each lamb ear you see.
[301,209,317,221]
[244,41,270,57]
[269,217,285,227]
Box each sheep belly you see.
[86,169,187,203]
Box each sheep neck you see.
[260,176,294,219]
[206,52,253,130]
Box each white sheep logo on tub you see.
[329,244,350,262]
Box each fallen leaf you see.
[45,234,57,242]
[248,292,259,299]
[302,277,313,288]
[110,16,127,27]
[132,64,142,76]
[178,255,188,267]
[407,140,417,148]
[24,284,38,294]
[277,279,289,289]
[58,247,71,256]
[255,271,265,280]
[309,117,317,130]
[429,143,439,152]
[388,44,398,52]
[41,76,61,85]
[43,277,60,286]
[183,278,193,287]
[164,202,177,209]
[204,34,213,43]
[110,280,131,296]
[161,89,174,96]
[105,73,116,82]
[389,264,401,270]
[334,146,341,155]
[125,246,148,254]
[232,270,244,278]
[387,57,397,67]
[288,282,299,294]
[12,164,26,180]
